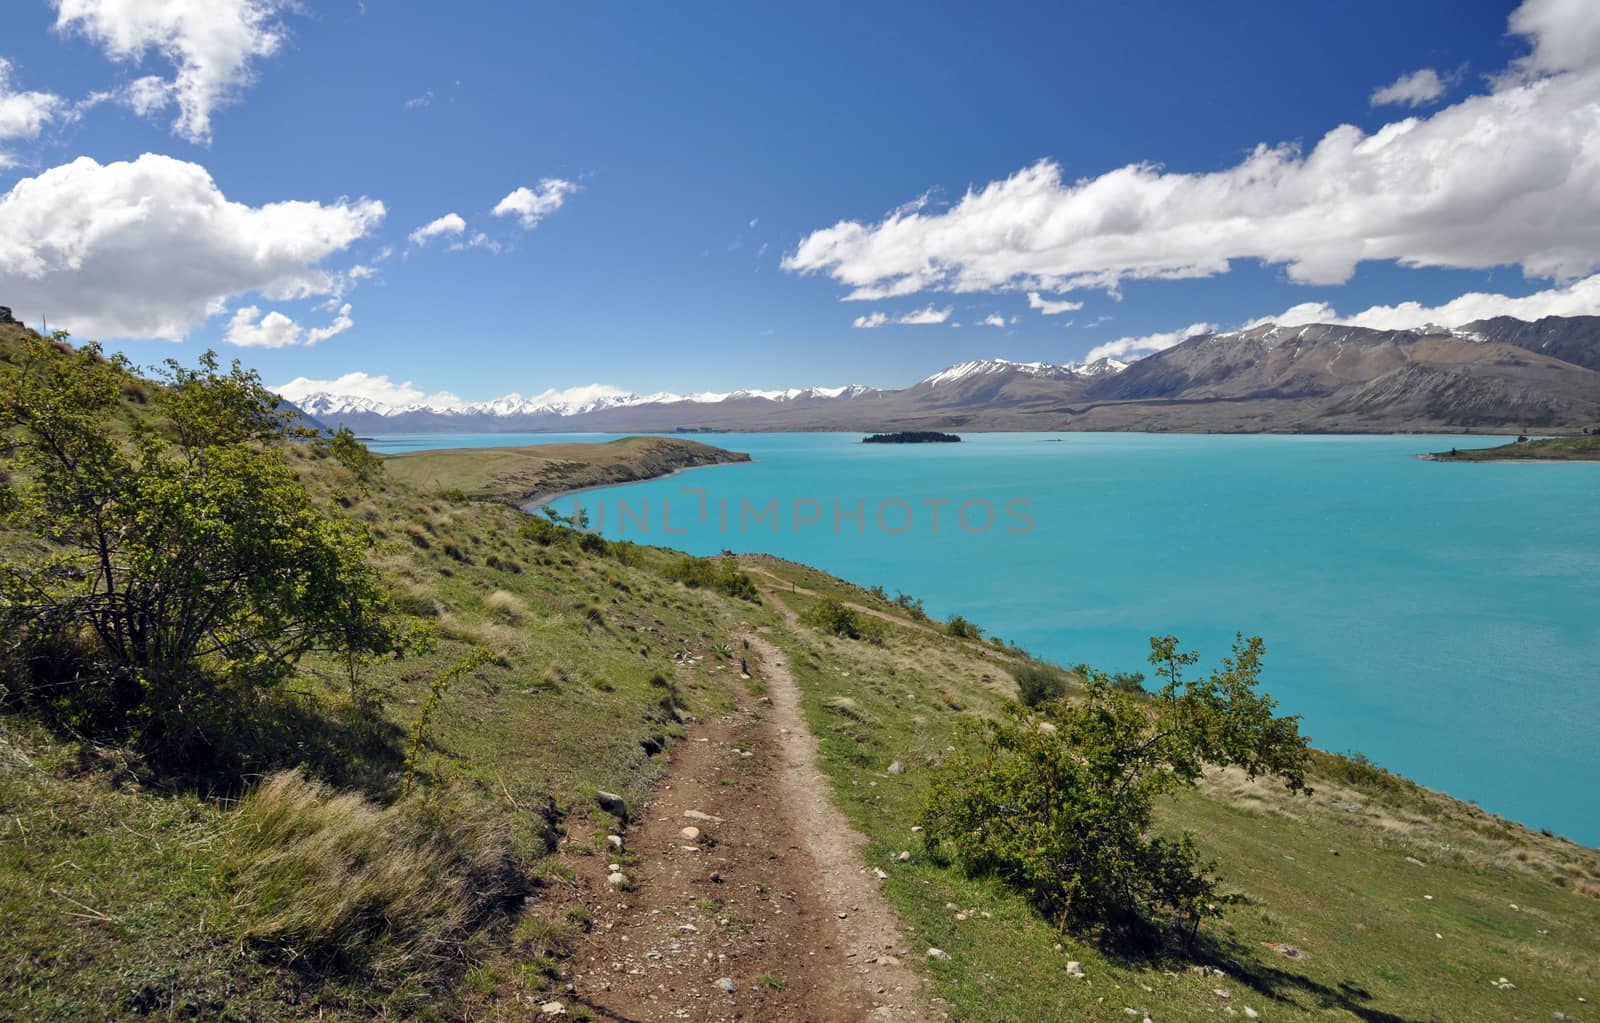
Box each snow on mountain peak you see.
[919,357,1127,386]
[287,380,878,418]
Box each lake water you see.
[370,432,1600,844]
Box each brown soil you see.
[560,628,941,1023]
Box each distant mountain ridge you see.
[293,316,1600,435]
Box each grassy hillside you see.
[1427,434,1600,461]
[2,333,1596,1021]
[384,436,752,505]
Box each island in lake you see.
[862,431,962,444]
[1425,433,1600,462]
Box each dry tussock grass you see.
[225,772,525,983]
[484,589,526,623]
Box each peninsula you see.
[383,436,751,506]
[1425,434,1600,462]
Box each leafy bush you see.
[922,635,1310,944]
[945,614,982,639]
[1013,661,1071,706]
[323,426,384,487]
[0,340,398,755]
[661,554,760,602]
[803,597,867,639]
[226,772,525,990]
[892,591,928,620]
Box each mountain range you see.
[291,316,1600,435]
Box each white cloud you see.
[1509,0,1600,75]
[1085,322,1215,363]
[1249,272,1600,330]
[1371,68,1448,108]
[851,305,952,328]
[54,0,292,143]
[493,178,578,229]
[0,154,384,339]
[225,302,354,348]
[1027,291,1084,315]
[403,88,433,110]
[408,211,465,247]
[274,371,457,408]
[451,231,502,254]
[307,303,354,343]
[786,1,1600,301]
[0,59,68,144]
[123,75,171,116]
[979,313,1006,327]
[897,304,952,325]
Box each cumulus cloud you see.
[403,88,433,110]
[979,313,1007,327]
[851,305,951,328]
[274,371,459,409]
[1370,68,1449,107]
[786,0,1600,301]
[1085,322,1216,363]
[493,178,577,229]
[0,154,384,339]
[1249,272,1600,330]
[1509,0,1600,75]
[408,212,465,247]
[1027,291,1083,315]
[0,59,68,147]
[224,302,353,348]
[54,0,293,143]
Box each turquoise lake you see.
[370,432,1600,844]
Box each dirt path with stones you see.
[560,627,938,1022]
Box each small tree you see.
[921,634,1309,944]
[324,426,384,488]
[0,337,397,750]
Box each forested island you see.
[862,431,962,444]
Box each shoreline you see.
[1418,454,1598,463]
[518,458,754,514]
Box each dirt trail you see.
[561,627,939,1023]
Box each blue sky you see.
[3,0,1599,404]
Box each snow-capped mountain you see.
[279,317,1600,435]
[918,357,1126,387]
[287,381,882,422]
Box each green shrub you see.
[922,635,1310,945]
[226,772,525,989]
[0,340,398,754]
[800,597,884,643]
[1013,661,1071,706]
[945,614,982,639]
[804,597,861,638]
[660,555,761,602]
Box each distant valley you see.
[291,315,1600,434]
